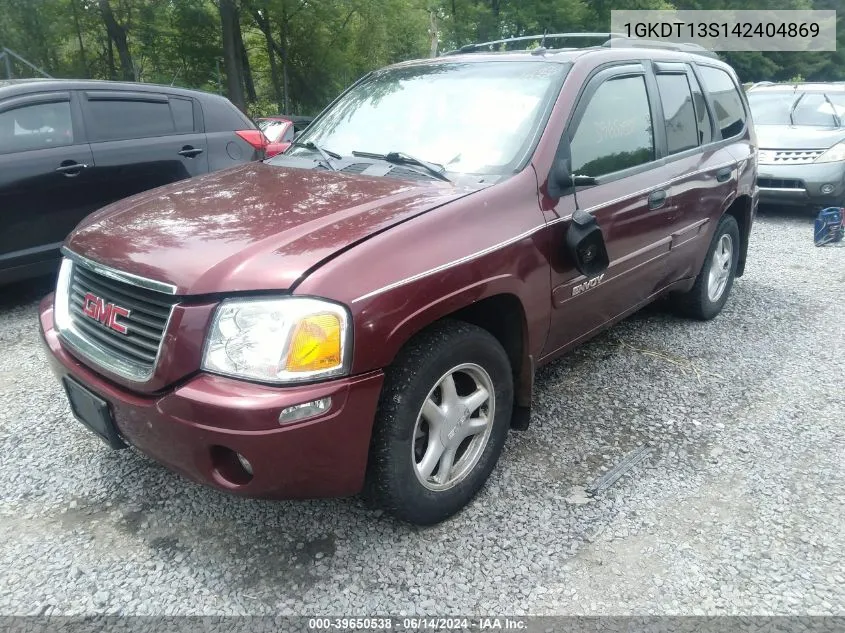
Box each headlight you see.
[202,297,351,383]
[815,141,845,163]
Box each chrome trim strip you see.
[352,160,737,303]
[352,225,542,303]
[56,260,177,383]
[61,247,178,296]
[758,187,806,193]
[575,160,737,217]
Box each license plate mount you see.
[62,377,126,450]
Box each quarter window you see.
[170,98,194,133]
[85,97,174,142]
[698,66,745,139]
[570,75,654,178]
[0,101,74,154]
[656,73,698,155]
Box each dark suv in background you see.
[0,79,266,284]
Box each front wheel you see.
[365,321,513,525]
[671,214,740,320]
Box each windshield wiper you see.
[821,93,842,127]
[290,141,341,171]
[351,150,451,183]
[788,92,805,126]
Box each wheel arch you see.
[724,194,753,277]
[446,294,533,427]
[376,284,537,430]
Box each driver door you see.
[541,63,675,358]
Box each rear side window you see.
[0,101,74,154]
[203,96,253,132]
[570,75,654,178]
[656,73,698,155]
[85,97,174,142]
[699,66,746,139]
[170,98,194,133]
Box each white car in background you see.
[747,82,845,211]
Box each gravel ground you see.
[0,208,843,617]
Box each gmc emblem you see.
[82,292,131,334]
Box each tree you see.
[219,0,246,111]
[98,0,134,80]
[1,0,842,115]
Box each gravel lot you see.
[0,209,843,617]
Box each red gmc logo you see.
[82,292,131,334]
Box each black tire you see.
[365,320,513,525]
[671,214,740,320]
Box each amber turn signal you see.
[285,313,343,372]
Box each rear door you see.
[0,91,97,269]
[652,63,720,282]
[542,63,674,356]
[81,90,209,208]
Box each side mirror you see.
[547,159,598,200]
[547,159,573,200]
[565,209,609,277]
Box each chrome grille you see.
[58,255,178,381]
[758,149,824,165]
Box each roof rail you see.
[443,32,720,59]
[600,37,719,59]
[443,32,627,55]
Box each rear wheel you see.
[365,321,513,525]
[671,214,740,320]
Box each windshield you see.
[285,61,567,176]
[749,91,845,127]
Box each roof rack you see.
[605,37,718,59]
[444,32,626,55]
[746,81,777,90]
[443,32,719,59]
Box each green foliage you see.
[1,0,843,116]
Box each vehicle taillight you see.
[236,130,268,156]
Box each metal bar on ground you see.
[587,445,652,495]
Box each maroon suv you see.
[39,41,757,524]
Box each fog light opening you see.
[821,183,835,195]
[279,396,332,425]
[210,445,254,485]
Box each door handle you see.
[55,162,89,177]
[178,146,204,158]
[716,167,733,182]
[648,189,667,210]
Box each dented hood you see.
[67,163,466,295]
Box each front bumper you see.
[758,161,845,207]
[39,294,384,499]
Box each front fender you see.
[355,273,531,372]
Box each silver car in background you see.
[747,83,845,210]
